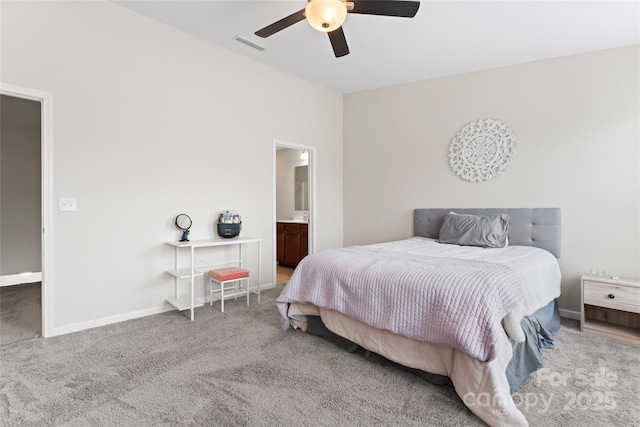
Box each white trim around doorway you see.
[1,82,54,338]
[272,139,316,286]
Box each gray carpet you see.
[0,282,41,346]
[0,285,638,426]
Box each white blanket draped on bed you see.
[276,237,561,363]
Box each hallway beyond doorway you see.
[0,282,41,345]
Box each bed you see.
[276,208,562,426]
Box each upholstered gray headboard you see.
[414,208,561,257]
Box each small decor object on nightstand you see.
[175,214,192,242]
[449,118,517,182]
[217,210,242,238]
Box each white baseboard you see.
[1,272,42,287]
[559,308,580,320]
[51,282,276,337]
[52,304,176,336]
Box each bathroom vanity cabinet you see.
[277,221,308,268]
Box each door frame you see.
[273,139,316,285]
[1,82,54,338]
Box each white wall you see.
[1,1,343,331]
[344,45,639,313]
[0,95,42,276]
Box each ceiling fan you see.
[255,0,420,58]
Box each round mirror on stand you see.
[175,214,192,242]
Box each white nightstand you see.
[580,274,640,345]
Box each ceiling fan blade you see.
[255,9,306,38]
[350,1,420,18]
[328,27,350,58]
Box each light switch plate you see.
[59,197,78,212]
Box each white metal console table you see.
[165,237,262,320]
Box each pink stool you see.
[208,267,250,312]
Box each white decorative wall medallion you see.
[449,119,517,182]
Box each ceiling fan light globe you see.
[305,0,347,32]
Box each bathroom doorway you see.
[273,140,315,286]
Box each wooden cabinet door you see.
[300,223,308,261]
[277,223,285,264]
[283,223,301,267]
[277,222,308,267]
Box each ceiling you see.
[114,1,639,94]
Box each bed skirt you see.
[302,300,560,425]
[307,300,559,392]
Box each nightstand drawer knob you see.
[608,294,615,299]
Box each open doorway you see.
[273,140,315,286]
[0,83,53,339]
[0,95,42,344]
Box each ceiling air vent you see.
[234,36,265,51]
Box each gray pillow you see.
[438,212,510,248]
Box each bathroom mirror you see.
[294,165,308,211]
